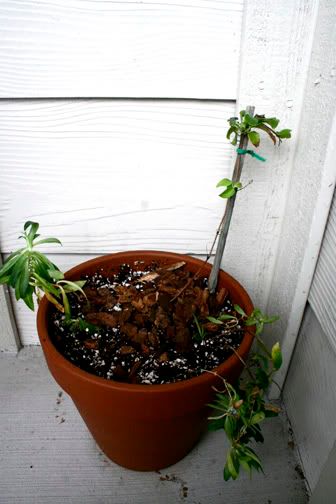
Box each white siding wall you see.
[0,1,321,347]
[0,0,243,99]
[0,0,243,345]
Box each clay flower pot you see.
[37,251,254,471]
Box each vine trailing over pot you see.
[204,106,290,480]
[0,106,291,481]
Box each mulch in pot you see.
[50,260,244,384]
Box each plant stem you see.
[208,105,255,294]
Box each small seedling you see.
[193,314,207,342]
[0,221,86,319]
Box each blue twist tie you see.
[236,148,266,162]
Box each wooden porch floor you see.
[0,347,309,504]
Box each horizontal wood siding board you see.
[0,99,235,255]
[309,191,336,352]
[0,0,243,99]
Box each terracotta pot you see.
[37,251,254,471]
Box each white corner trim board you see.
[278,111,336,388]
[225,0,319,311]
[233,0,336,395]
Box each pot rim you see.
[37,250,255,394]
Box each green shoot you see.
[216,178,242,199]
[233,305,279,336]
[215,110,291,202]
[0,221,85,317]
[193,314,207,342]
[227,111,291,147]
[208,308,282,481]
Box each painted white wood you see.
[284,305,336,492]
[0,0,243,99]
[310,440,336,504]
[222,0,320,315]
[0,256,20,352]
[0,346,309,503]
[234,0,336,394]
[0,99,235,255]
[309,190,336,353]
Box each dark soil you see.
[50,260,244,384]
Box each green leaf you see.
[34,237,62,247]
[261,117,279,129]
[24,221,37,231]
[245,317,256,326]
[227,451,239,480]
[216,178,233,188]
[244,447,263,470]
[223,463,232,481]
[265,315,279,324]
[224,416,237,440]
[255,322,264,336]
[58,287,71,319]
[207,316,223,325]
[244,114,259,127]
[33,272,60,298]
[248,131,260,147]
[229,116,239,126]
[0,253,24,279]
[0,274,11,285]
[277,129,291,139]
[71,280,86,289]
[47,269,64,281]
[271,342,283,370]
[219,187,236,199]
[250,411,266,425]
[210,394,230,411]
[240,457,252,476]
[26,222,39,244]
[15,280,21,301]
[58,279,86,294]
[234,304,246,317]
[255,124,277,145]
[231,134,238,146]
[218,314,236,321]
[23,289,35,311]
[19,260,30,298]
[8,254,29,288]
[226,126,236,140]
[255,368,270,390]
[3,248,24,263]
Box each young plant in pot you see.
[0,107,290,480]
